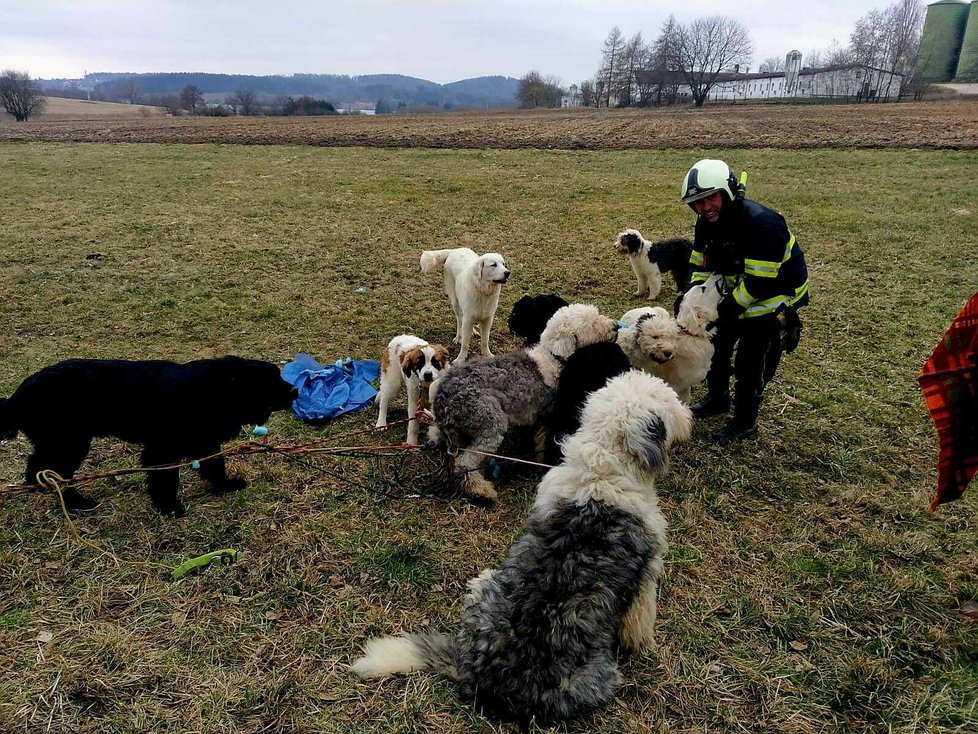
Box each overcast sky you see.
[1,0,892,84]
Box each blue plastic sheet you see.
[281,354,381,422]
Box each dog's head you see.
[578,370,692,474]
[633,307,680,364]
[400,344,451,384]
[507,294,570,346]
[220,357,297,424]
[614,229,647,256]
[539,304,619,360]
[476,253,510,285]
[675,304,718,339]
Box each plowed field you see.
[2,99,976,149]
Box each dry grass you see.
[21,96,168,122]
[0,99,976,149]
[0,142,976,733]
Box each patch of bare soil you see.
[0,99,975,149]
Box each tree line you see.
[517,0,926,109]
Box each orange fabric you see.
[918,292,978,510]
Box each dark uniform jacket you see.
[689,198,809,319]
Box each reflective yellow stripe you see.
[732,281,753,308]
[740,280,809,318]
[690,270,710,284]
[690,250,705,266]
[781,233,796,263]
[744,258,779,277]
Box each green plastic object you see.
[171,549,240,581]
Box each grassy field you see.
[0,142,976,733]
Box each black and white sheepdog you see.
[542,340,631,465]
[429,303,619,501]
[507,293,570,347]
[614,229,693,300]
[352,371,693,727]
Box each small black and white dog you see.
[614,229,693,300]
[542,340,631,465]
[353,371,693,727]
[0,356,297,516]
[507,293,570,346]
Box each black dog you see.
[543,341,632,465]
[507,294,570,347]
[0,356,296,516]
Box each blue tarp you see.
[281,354,381,422]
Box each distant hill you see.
[40,72,519,110]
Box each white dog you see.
[677,273,723,325]
[618,305,715,403]
[352,371,693,726]
[376,335,452,445]
[420,247,510,365]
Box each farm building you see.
[634,51,904,104]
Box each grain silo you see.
[955,0,978,80]
[917,0,970,81]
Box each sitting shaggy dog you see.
[430,304,618,501]
[507,293,569,347]
[352,371,693,727]
[542,340,631,465]
[420,247,511,364]
[614,229,693,300]
[618,306,715,403]
[0,357,296,516]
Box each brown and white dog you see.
[376,335,452,445]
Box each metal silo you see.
[917,0,970,81]
[955,1,978,80]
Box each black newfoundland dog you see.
[507,294,570,347]
[0,356,296,516]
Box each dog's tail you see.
[419,249,454,274]
[0,398,17,441]
[351,633,458,680]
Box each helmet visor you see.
[681,186,720,204]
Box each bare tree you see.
[850,0,925,98]
[759,56,785,73]
[122,78,140,104]
[579,79,596,107]
[669,16,753,107]
[615,32,645,107]
[231,88,260,116]
[0,69,46,121]
[599,26,626,106]
[180,84,205,115]
[516,70,562,108]
[641,15,683,106]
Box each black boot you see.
[690,392,730,419]
[712,419,758,445]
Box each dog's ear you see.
[430,345,451,370]
[626,413,668,470]
[400,348,423,377]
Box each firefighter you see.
[680,159,809,445]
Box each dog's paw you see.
[155,500,187,518]
[210,477,247,494]
[462,473,498,503]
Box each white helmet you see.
[681,159,737,207]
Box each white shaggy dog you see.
[375,335,452,445]
[618,305,715,403]
[352,371,693,727]
[430,304,619,501]
[613,229,693,300]
[677,273,723,325]
[420,247,511,365]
